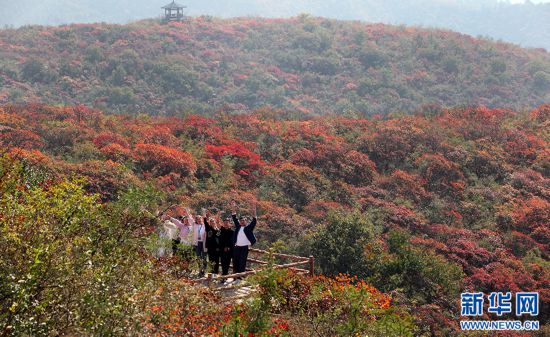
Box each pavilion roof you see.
[162,1,186,9]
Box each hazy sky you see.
[0,0,548,49]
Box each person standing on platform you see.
[203,209,222,274]
[186,208,207,276]
[231,203,257,276]
[220,216,235,277]
[171,215,191,255]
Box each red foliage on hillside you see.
[0,17,548,116]
[1,103,548,332]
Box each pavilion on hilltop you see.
[162,1,186,22]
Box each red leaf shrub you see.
[134,143,196,177]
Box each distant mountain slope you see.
[0,17,548,116]
[1,0,549,50]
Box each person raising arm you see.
[204,208,221,275]
[219,214,235,277]
[187,208,207,275]
[231,202,258,275]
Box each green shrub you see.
[0,157,160,335]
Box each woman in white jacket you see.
[186,208,207,275]
[156,216,179,258]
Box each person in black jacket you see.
[219,217,235,276]
[231,203,257,274]
[203,209,221,274]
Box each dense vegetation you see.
[0,155,414,336]
[3,1,550,50]
[0,17,549,116]
[1,103,548,335]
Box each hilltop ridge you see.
[0,17,549,116]
[2,0,550,50]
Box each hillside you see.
[2,1,550,50]
[0,17,549,116]
[1,103,548,334]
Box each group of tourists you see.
[160,203,257,282]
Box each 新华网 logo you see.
[459,292,540,331]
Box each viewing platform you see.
[192,248,315,301]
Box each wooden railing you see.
[192,248,314,288]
